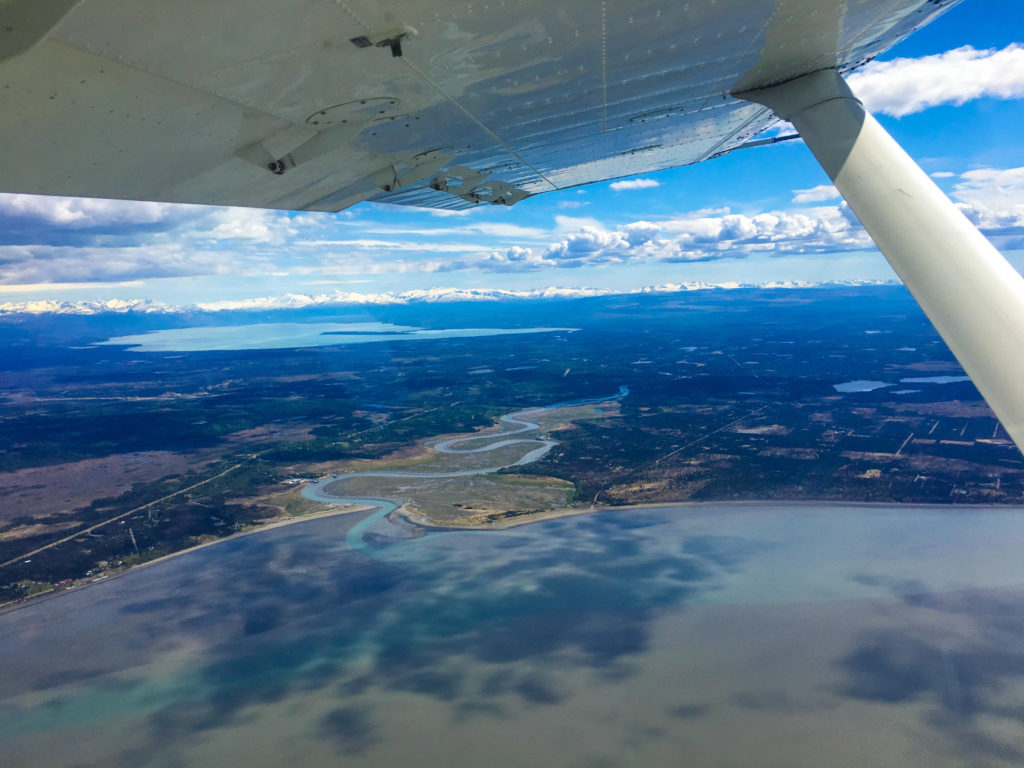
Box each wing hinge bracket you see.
[350,25,417,58]
[428,166,532,206]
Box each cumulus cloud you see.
[480,246,553,272]
[609,178,660,191]
[5,160,1024,285]
[427,207,475,217]
[849,44,1024,117]
[356,222,547,239]
[0,194,197,227]
[297,238,487,254]
[952,166,1024,210]
[946,166,1024,249]
[516,207,875,272]
[553,214,604,233]
[0,280,144,294]
[0,192,304,253]
[204,208,295,244]
[0,243,269,284]
[792,184,839,203]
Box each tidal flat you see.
[2,502,1024,767]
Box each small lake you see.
[833,379,891,393]
[2,503,1024,767]
[94,322,575,352]
[900,375,971,384]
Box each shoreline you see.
[0,502,377,616]
[3,390,630,614]
[393,496,1024,532]
[4,496,1022,615]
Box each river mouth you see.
[300,387,629,536]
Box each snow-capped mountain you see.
[0,280,896,316]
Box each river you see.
[300,386,630,550]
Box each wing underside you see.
[0,0,958,212]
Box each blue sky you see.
[2,0,1024,310]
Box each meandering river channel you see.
[301,386,630,550]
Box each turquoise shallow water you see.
[3,503,1024,767]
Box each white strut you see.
[737,69,1024,454]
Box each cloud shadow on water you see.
[3,506,774,763]
[834,589,1024,763]
[320,705,379,755]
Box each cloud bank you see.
[2,164,1023,283]
[849,44,1024,117]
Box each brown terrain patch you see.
[731,424,791,435]
[841,451,903,463]
[221,422,317,446]
[0,451,214,521]
[890,401,992,418]
[0,521,80,542]
[903,454,1012,474]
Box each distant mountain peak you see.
[0,280,896,316]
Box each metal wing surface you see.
[0,0,958,212]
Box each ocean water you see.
[2,503,1024,767]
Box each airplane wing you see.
[0,0,957,213]
[7,1,1024,451]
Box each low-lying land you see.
[304,400,613,525]
[2,287,1022,604]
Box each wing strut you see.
[736,69,1024,454]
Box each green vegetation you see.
[265,403,505,463]
[2,287,1022,603]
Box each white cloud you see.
[609,178,660,191]
[952,166,1024,210]
[553,214,604,233]
[931,171,956,179]
[849,44,1024,117]
[427,207,475,217]
[297,238,486,253]
[0,280,144,294]
[480,246,553,272]
[356,222,547,239]
[0,194,199,227]
[0,192,304,250]
[0,243,271,284]
[792,184,839,203]
[5,164,1024,286]
[529,206,875,270]
[203,208,296,244]
[946,166,1024,249]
